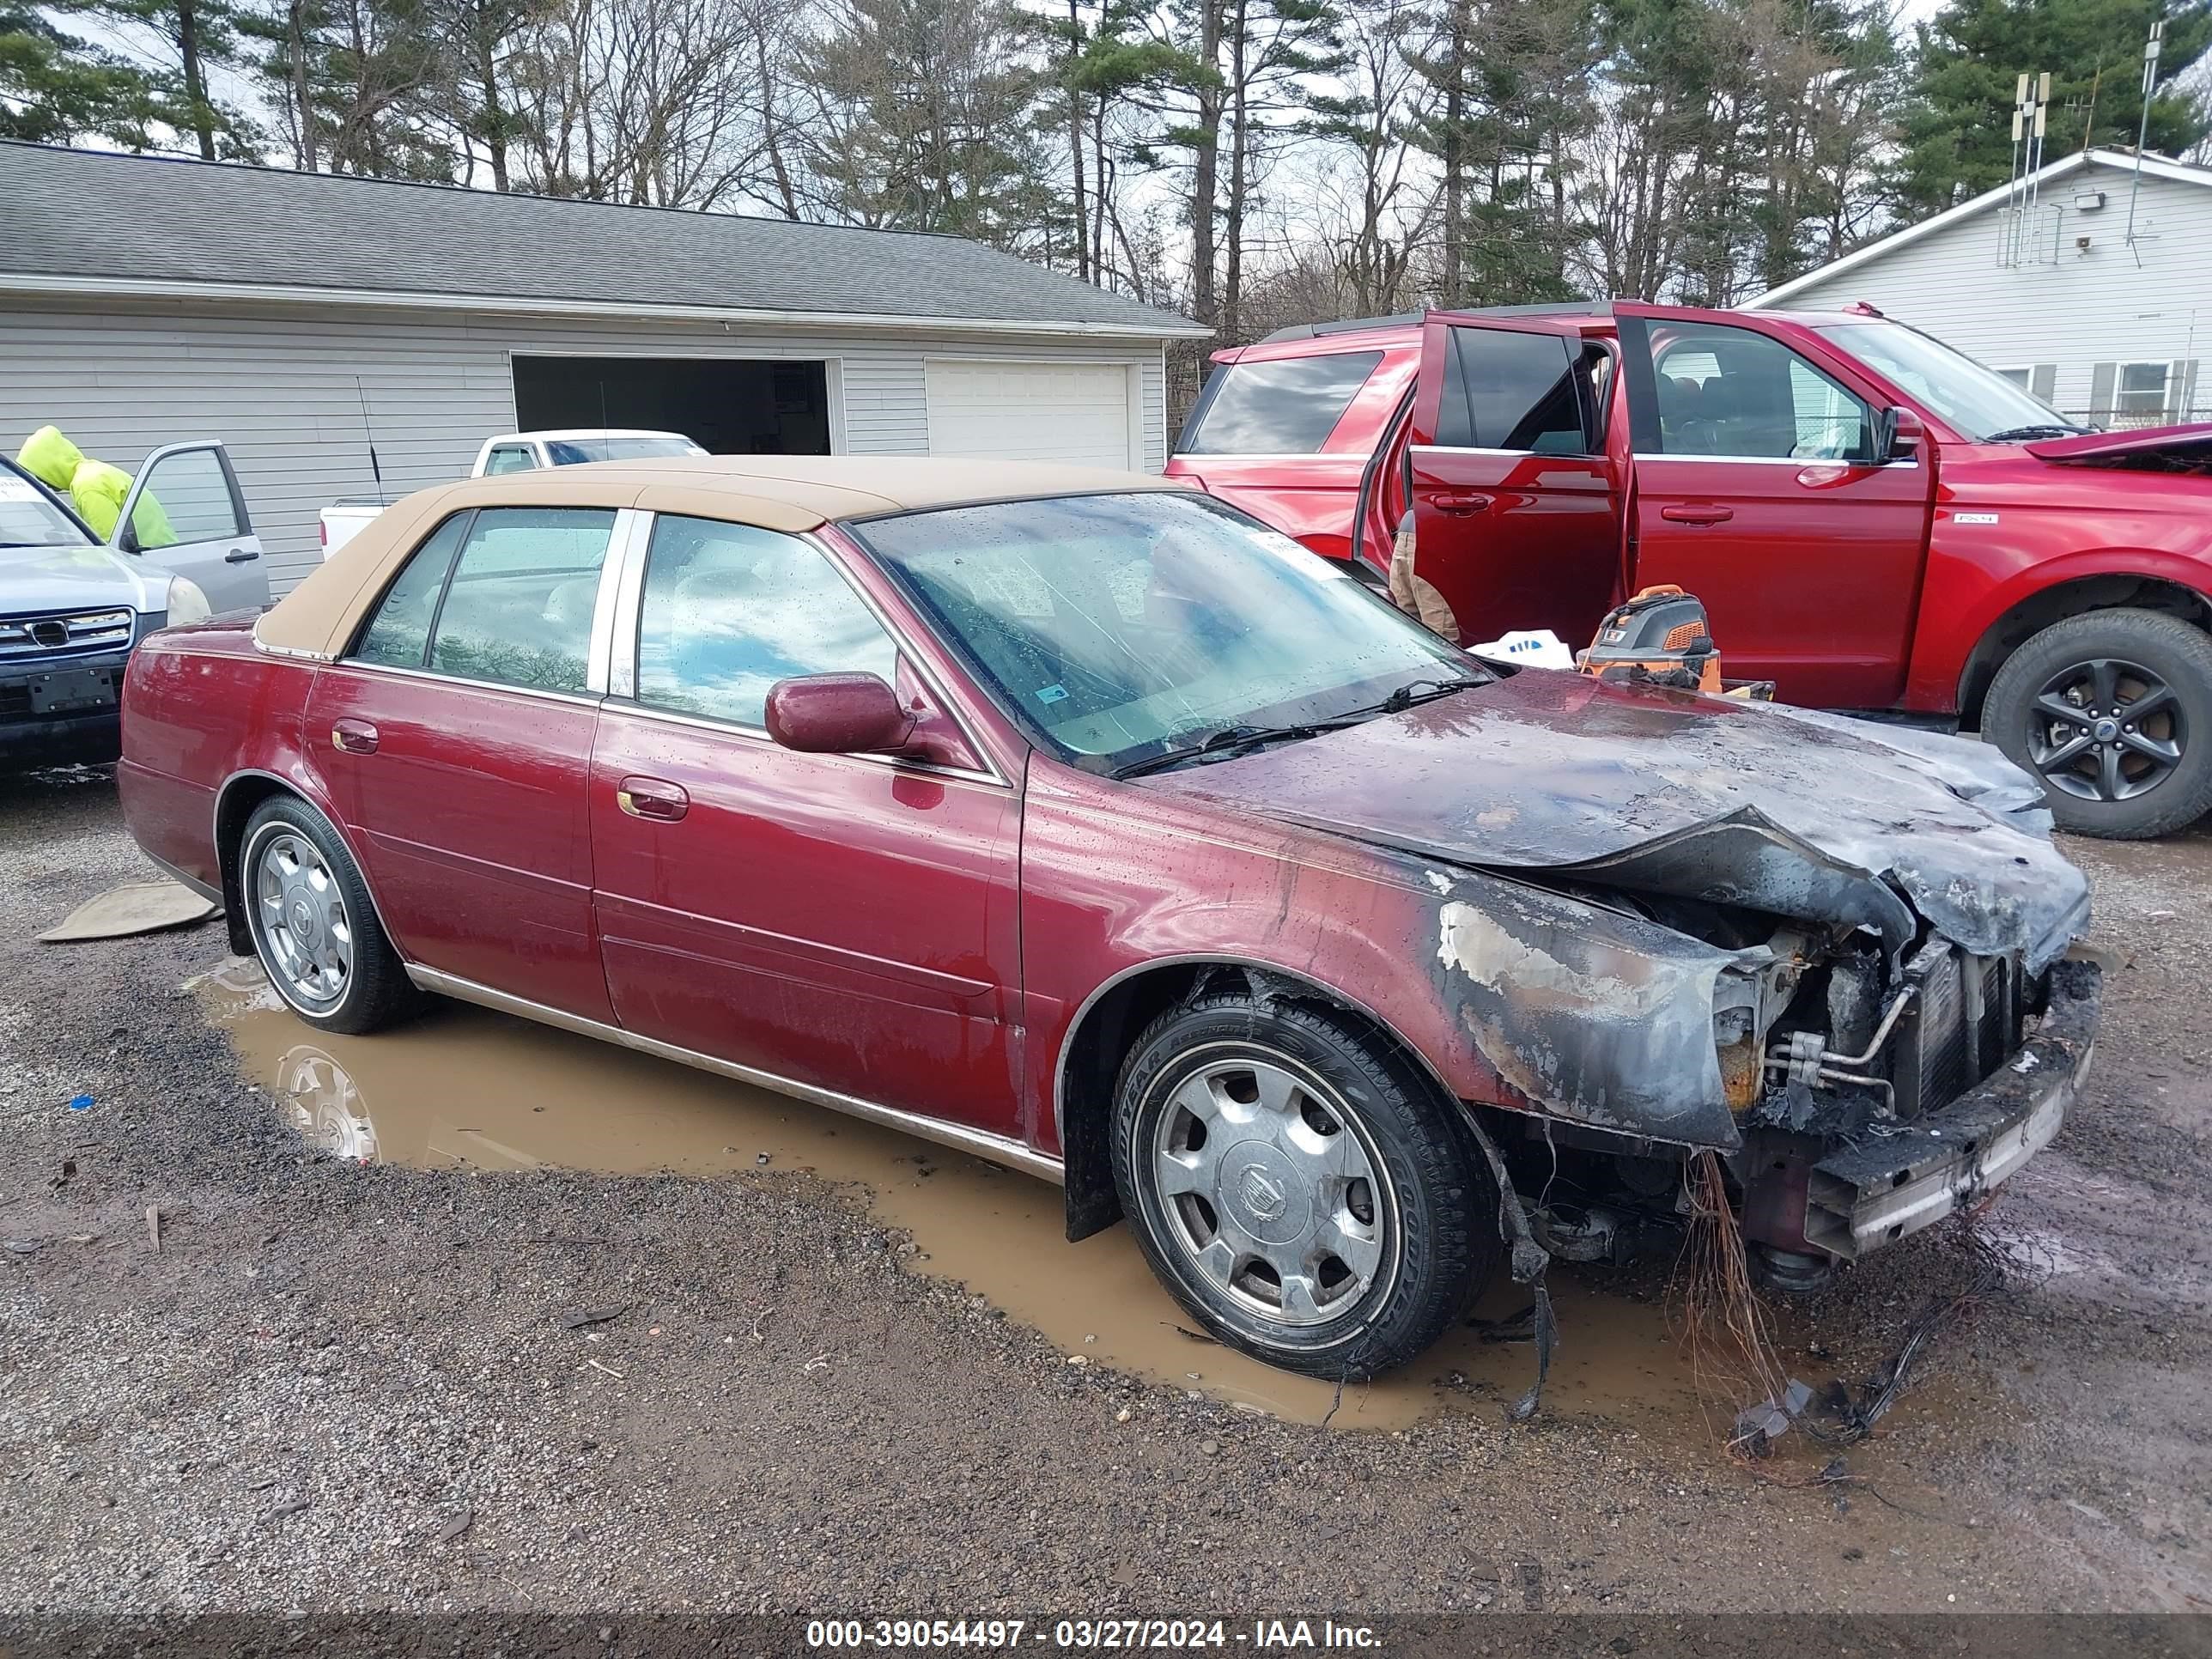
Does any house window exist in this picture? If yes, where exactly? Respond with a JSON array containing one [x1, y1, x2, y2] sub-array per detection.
[[2117, 362, 2172, 425], [1994, 367, 2031, 389]]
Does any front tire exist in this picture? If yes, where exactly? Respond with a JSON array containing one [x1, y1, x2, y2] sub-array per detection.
[[1984, 609, 2212, 839], [239, 797, 417, 1034], [1109, 988, 1498, 1380]]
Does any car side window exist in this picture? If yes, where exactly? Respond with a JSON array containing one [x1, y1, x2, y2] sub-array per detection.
[[483, 446, 538, 475], [131, 447, 245, 550], [352, 513, 471, 668], [1650, 325, 1874, 462], [1179, 351, 1383, 454], [635, 516, 899, 729], [422, 507, 615, 693], [1437, 329, 1588, 453]]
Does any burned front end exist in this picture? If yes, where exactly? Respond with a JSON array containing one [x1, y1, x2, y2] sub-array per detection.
[[1425, 796, 2098, 1277]]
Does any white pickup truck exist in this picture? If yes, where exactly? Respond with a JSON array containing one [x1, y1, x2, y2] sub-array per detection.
[[318, 428, 708, 556]]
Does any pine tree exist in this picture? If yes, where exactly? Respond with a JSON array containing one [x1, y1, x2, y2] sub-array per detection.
[[797, 0, 1052, 246], [0, 0, 162, 144], [1896, 0, 2212, 217]]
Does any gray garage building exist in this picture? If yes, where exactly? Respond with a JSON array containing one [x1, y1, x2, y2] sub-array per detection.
[[0, 142, 1206, 596]]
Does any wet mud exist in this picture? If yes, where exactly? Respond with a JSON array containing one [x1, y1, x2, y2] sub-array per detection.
[[198, 958, 1957, 1443]]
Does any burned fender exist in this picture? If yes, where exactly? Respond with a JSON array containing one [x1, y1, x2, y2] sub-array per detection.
[[1429, 871, 1749, 1150]]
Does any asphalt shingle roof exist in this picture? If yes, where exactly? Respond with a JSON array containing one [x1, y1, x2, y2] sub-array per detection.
[[0, 141, 1204, 336]]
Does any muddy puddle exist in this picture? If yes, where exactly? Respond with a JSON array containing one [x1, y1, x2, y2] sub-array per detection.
[[196, 958, 1947, 1439]]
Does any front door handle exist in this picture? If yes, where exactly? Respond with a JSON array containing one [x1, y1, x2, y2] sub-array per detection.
[[1659, 504, 1735, 525], [224, 547, 260, 562], [331, 719, 378, 755], [617, 776, 689, 823], [1431, 491, 1494, 515]]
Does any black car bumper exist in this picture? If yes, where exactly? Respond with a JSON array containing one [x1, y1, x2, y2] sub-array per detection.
[[0, 648, 128, 769]]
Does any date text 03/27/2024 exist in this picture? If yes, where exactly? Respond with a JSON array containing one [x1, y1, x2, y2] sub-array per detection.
[[805, 1620, 1382, 1650]]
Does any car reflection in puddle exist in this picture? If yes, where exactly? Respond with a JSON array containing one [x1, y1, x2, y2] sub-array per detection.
[[193, 957, 1759, 1434]]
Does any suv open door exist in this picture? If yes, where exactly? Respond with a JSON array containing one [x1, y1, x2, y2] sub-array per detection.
[[1402, 312, 1620, 649], [1613, 303, 1933, 706], [113, 441, 268, 615]]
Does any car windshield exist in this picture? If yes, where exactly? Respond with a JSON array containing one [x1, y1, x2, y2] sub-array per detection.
[[544, 435, 706, 465], [1812, 319, 2083, 441], [0, 463, 93, 550], [849, 491, 1483, 770]]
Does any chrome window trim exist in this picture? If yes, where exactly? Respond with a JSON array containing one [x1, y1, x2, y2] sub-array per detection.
[[406, 963, 1060, 1182], [603, 512, 1012, 789], [599, 697, 1006, 790], [1411, 443, 1600, 461], [326, 657, 605, 710], [1630, 453, 1920, 469], [587, 507, 648, 696]]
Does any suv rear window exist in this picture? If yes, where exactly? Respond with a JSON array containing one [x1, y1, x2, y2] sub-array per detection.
[[1178, 351, 1383, 454]]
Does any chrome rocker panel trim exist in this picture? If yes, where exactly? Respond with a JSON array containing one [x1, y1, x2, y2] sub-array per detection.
[[404, 963, 1065, 1185]]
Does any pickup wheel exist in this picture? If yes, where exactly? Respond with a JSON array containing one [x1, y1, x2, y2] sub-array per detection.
[[239, 797, 419, 1033], [1109, 989, 1499, 1380], [1985, 608, 2212, 839]]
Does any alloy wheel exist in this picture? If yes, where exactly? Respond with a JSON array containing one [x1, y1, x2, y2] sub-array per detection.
[[2027, 656, 2185, 804], [252, 830, 355, 1010], [1149, 1050, 1394, 1328]]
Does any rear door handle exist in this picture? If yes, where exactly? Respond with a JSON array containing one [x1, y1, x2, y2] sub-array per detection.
[[1659, 504, 1735, 525], [331, 719, 378, 755], [224, 547, 259, 562], [617, 776, 689, 823], [1431, 492, 1494, 515]]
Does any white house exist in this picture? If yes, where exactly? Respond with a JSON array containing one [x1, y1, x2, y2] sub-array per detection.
[[0, 142, 1206, 597], [1746, 148, 2210, 431]]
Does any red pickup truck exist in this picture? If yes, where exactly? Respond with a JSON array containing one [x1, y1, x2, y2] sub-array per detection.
[[1165, 302, 2212, 839]]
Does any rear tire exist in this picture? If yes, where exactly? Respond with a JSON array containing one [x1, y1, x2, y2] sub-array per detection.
[[1109, 988, 1498, 1380], [1984, 609, 2212, 840], [239, 797, 418, 1034]]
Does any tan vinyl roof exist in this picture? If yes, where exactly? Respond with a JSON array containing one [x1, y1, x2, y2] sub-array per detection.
[[256, 455, 1190, 660]]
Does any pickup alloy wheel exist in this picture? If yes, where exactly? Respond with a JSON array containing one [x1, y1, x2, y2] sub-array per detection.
[[1109, 988, 1500, 1379], [1987, 609, 2212, 840]]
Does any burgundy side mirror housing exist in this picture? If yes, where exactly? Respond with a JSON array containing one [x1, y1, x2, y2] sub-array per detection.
[[763, 672, 917, 755]]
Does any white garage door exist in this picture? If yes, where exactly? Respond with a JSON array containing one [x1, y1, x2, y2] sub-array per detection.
[[925, 361, 1134, 468]]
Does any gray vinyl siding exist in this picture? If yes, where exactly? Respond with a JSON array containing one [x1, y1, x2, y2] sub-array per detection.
[[1747, 160, 2212, 428], [0, 295, 1174, 597]]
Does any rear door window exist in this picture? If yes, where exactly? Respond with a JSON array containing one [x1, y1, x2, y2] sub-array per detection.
[[1178, 351, 1383, 454], [352, 507, 615, 693], [482, 445, 538, 475], [1437, 329, 1587, 453]]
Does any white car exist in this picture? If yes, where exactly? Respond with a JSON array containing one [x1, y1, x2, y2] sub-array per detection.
[[319, 429, 708, 556]]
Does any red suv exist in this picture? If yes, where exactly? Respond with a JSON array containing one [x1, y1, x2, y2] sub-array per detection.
[[1166, 303, 2212, 839]]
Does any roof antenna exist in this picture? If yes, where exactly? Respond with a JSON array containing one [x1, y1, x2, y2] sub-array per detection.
[[354, 376, 387, 505]]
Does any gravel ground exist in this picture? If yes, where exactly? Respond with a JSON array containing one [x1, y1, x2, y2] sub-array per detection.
[[2, 767, 2209, 1623]]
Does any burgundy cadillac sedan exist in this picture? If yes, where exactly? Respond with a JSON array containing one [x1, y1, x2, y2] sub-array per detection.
[[119, 457, 2098, 1380]]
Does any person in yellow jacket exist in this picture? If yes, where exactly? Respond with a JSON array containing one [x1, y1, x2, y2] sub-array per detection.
[[16, 425, 176, 546]]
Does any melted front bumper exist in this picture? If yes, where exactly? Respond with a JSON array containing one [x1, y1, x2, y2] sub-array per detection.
[[1804, 959, 2100, 1259]]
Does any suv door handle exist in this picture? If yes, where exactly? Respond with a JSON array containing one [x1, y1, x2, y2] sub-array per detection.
[[1431, 492, 1494, 515], [331, 719, 378, 755], [1660, 504, 1734, 525], [224, 547, 259, 562], [617, 776, 690, 823]]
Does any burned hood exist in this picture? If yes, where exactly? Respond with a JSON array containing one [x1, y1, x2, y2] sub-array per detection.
[[1142, 668, 2089, 970]]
